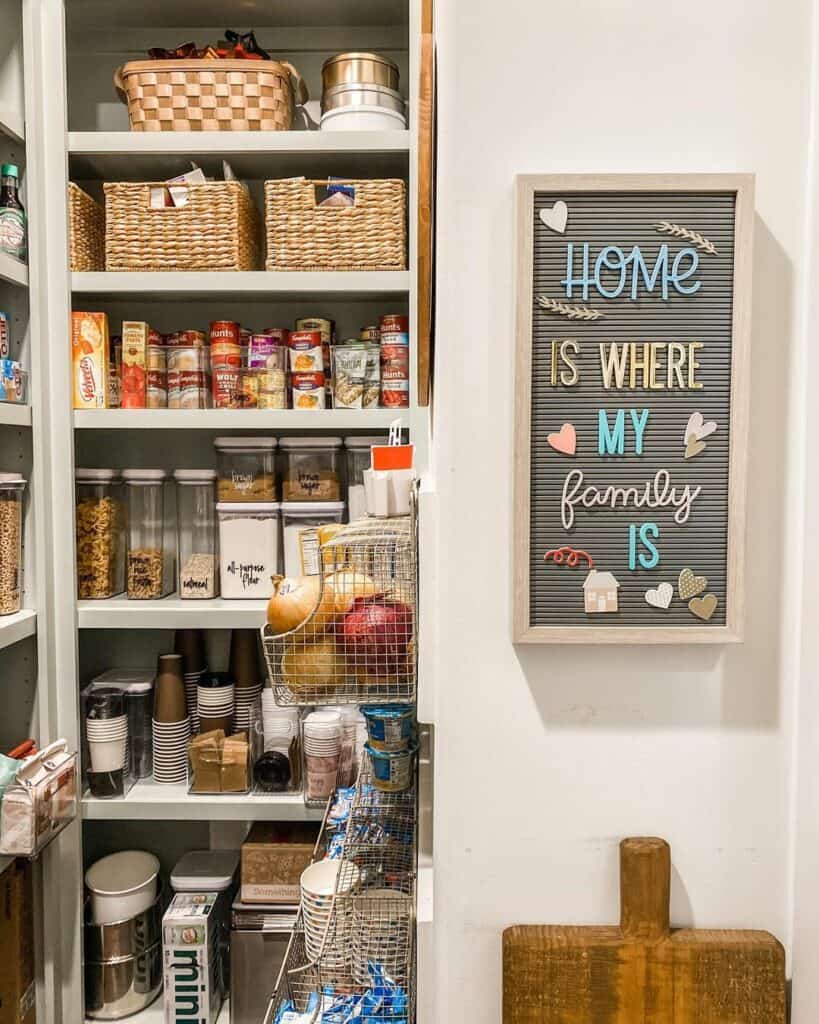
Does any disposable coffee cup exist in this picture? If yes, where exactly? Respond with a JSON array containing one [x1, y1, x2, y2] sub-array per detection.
[[88, 736, 128, 772], [174, 629, 206, 675]]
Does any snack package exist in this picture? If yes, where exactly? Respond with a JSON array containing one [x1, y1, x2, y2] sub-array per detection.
[[71, 312, 109, 409], [121, 321, 151, 408], [332, 346, 368, 409], [0, 359, 23, 403]]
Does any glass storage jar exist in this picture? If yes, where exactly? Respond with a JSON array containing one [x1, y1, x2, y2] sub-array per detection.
[[0, 472, 25, 615], [214, 437, 277, 502], [174, 469, 218, 600], [281, 502, 345, 577], [280, 437, 342, 502], [75, 468, 126, 600], [217, 502, 280, 599], [344, 436, 387, 522], [122, 469, 175, 600]]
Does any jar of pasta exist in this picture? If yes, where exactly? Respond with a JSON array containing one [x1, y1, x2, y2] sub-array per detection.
[[279, 437, 342, 502], [0, 473, 25, 615], [214, 437, 277, 502], [75, 468, 125, 600], [122, 469, 175, 600]]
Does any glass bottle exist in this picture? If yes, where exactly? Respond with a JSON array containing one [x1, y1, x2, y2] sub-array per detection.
[[0, 164, 26, 262]]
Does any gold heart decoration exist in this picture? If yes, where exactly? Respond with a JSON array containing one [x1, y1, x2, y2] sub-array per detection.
[[689, 594, 718, 621], [678, 568, 707, 601], [685, 437, 707, 460]]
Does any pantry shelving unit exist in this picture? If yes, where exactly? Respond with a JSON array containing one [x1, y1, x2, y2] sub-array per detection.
[[0, 606, 36, 649], [0, 400, 31, 426], [0, 251, 28, 286], [18, 1, 435, 1023]]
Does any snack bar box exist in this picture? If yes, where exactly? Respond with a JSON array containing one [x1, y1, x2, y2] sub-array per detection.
[[162, 893, 223, 1024]]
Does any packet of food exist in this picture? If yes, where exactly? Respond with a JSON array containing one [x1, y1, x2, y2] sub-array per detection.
[[332, 346, 368, 409], [71, 312, 109, 409], [363, 343, 380, 409]]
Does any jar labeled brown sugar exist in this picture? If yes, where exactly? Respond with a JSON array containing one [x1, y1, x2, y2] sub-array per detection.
[[75, 468, 125, 600], [279, 437, 342, 502], [214, 436, 277, 502]]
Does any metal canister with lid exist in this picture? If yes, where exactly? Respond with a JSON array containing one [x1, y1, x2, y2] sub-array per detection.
[[322, 52, 400, 92]]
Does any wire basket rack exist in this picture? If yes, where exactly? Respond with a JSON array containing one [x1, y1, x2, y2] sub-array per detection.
[[261, 509, 418, 707], [265, 770, 417, 1022]]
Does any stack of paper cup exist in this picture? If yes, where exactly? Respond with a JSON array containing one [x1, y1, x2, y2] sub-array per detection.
[[152, 653, 190, 784], [300, 859, 359, 981], [86, 714, 129, 774], [320, 706, 362, 787], [261, 693, 299, 750], [303, 711, 342, 803], [175, 629, 207, 735], [197, 675, 234, 734], [234, 685, 262, 733]]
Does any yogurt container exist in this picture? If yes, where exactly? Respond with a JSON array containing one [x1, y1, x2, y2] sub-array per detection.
[[365, 742, 416, 792], [361, 705, 415, 752]]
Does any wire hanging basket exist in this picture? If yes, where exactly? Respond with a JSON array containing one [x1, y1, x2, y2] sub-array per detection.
[[261, 503, 418, 706]]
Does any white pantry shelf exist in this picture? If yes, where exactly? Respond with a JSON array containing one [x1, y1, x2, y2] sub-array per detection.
[[0, 403, 30, 427], [69, 130, 410, 180], [0, 609, 36, 650], [78, 595, 267, 629], [74, 408, 401, 430], [81, 780, 322, 822], [92, 996, 229, 1024], [0, 104, 24, 145], [71, 271, 411, 301], [0, 252, 28, 288]]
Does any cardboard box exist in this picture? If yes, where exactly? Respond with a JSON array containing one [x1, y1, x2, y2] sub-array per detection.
[[71, 312, 109, 409], [240, 823, 320, 904], [0, 860, 35, 1024], [121, 321, 150, 409], [162, 893, 222, 1024]]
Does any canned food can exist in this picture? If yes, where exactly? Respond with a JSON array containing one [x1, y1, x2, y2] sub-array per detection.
[[210, 341, 241, 369], [148, 328, 164, 346], [258, 388, 287, 410], [381, 344, 410, 371], [380, 331, 409, 347], [239, 369, 259, 409], [210, 321, 240, 346], [295, 317, 334, 344], [381, 379, 409, 408], [146, 368, 167, 408], [379, 314, 409, 335], [359, 325, 381, 342], [147, 344, 165, 371], [248, 335, 287, 370], [212, 366, 241, 408], [262, 327, 290, 344], [167, 345, 206, 373], [166, 329, 206, 347], [292, 371, 326, 410], [289, 331, 323, 372]]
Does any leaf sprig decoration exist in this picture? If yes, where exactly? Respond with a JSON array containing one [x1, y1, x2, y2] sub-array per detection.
[[653, 221, 719, 255], [535, 295, 604, 321]]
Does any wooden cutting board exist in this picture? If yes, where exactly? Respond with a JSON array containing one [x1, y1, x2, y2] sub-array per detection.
[[503, 838, 785, 1023]]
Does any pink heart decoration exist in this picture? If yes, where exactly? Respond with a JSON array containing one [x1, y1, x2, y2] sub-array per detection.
[[547, 423, 576, 456]]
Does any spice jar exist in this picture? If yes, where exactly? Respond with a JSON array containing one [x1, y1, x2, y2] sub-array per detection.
[[214, 437, 277, 502], [279, 437, 342, 502], [0, 473, 25, 615], [75, 468, 125, 600], [217, 503, 280, 599], [281, 502, 345, 577], [344, 437, 386, 522], [174, 470, 218, 600], [122, 469, 175, 600]]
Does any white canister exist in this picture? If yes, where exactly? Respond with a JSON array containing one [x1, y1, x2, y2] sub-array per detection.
[[216, 502, 280, 599], [281, 502, 345, 578], [320, 105, 407, 132], [85, 850, 160, 926]]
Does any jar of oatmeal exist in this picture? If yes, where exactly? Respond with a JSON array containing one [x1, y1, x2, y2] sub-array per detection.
[[0, 473, 25, 615], [279, 437, 342, 502], [214, 437, 277, 502], [75, 468, 125, 600], [122, 469, 175, 600], [174, 469, 218, 600]]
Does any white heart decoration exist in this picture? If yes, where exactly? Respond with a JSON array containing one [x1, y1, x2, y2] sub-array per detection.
[[685, 411, 717, 442], [539, 201, 568, 234], [645, 582, 673, 610]]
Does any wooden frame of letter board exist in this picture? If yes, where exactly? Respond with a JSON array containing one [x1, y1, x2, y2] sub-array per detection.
[[513, 174, 754, 644]]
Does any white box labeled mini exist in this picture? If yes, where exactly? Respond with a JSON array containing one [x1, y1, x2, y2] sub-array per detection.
[[162, 893, 223, 1024]]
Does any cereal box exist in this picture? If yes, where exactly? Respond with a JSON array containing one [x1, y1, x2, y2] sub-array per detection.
[[121, 321, 151, 409], [162, 894, 223, 1024], [71, 312, 109, 409]]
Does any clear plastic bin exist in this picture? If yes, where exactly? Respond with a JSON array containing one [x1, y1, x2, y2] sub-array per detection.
[[279, 437, 342, 502], [174, 469, 218, 599], [217, 502, 280, 599], [0, 472, 25, 615], [122, 469, 176, 600], [281, 502, 345, 577], [344, 436, 387, 522], [75, 468, 126, 600], [214, 436, 277, 503]]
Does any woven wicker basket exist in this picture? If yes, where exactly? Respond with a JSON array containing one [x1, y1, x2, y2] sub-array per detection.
[[68, 183, 105, 272], [104, 181, 261, 272], [115, 59, 307, 133], [264, 178, 407, 272]]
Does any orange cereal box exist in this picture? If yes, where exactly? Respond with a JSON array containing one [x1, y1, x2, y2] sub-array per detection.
[[71, 312, 109, 409]]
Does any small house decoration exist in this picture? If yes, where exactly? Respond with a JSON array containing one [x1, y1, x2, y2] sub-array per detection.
[[583, 569, 619, 613]]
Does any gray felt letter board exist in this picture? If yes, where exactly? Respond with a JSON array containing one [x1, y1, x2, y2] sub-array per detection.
[[513, 174, 753, 643]]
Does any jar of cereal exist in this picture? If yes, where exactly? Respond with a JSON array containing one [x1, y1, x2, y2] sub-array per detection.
[[75, 468, 125, 599], [0, 473, 25, 615]]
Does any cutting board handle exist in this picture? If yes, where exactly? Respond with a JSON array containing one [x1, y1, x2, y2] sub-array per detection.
[[619, 837, 670, 941]]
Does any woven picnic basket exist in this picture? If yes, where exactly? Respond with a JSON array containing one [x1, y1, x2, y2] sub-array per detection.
[[68, 183, 104, 272], [264, 178, 407, 272], [115, 59, 308, 133], [104, 181, 261, 272]]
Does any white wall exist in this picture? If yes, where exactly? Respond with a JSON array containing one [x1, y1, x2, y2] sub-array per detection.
[[432, 0, 814, 1019]]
